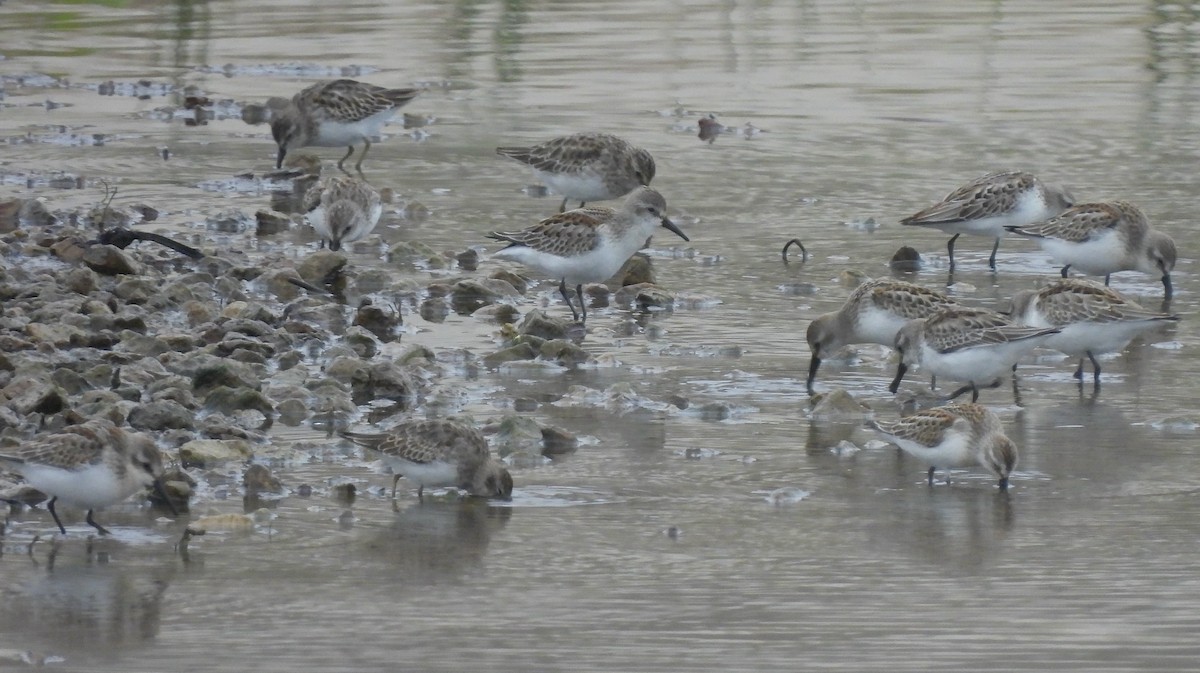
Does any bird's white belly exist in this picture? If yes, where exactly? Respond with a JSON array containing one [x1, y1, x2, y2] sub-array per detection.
[[313, 110, 394, 146], [22, 463, 135, 509], [493, 240, 634, 286], [384, 458, 459, 488], [890, 432, 973, 468], [537, 170, 612, 202], [1045, 320, 1160, 357], [855, 306, 911, 346], [1039, 232, 1126, 274]]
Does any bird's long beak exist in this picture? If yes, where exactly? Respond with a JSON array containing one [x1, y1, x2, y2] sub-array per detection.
[[1162, 273, 1173, 300], [998, 476, 1010, 492], [276, 145, 286, 170], [661, 217, 689, 242], [806, 355, 821, 395], [889, 362, 908, 394]]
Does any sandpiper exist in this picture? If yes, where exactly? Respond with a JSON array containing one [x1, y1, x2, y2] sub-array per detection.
[[0, 420, 173, 535], [901, 170, 1073, 270], [890, 306, 1060, 402], [872, 402, 1018, 491], [805, 279, 960, 394], [340, 418, 513, 500], [301, 175, 382, 251], [486, 186, 689, 324], [1004, 201, 1177, 298], [496, 132, 655, 212], [271, 79, 420, 173], [1009, 278, 1179, 382]]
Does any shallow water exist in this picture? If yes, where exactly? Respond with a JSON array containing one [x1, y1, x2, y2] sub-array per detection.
[[3, 1, 1200, 671]]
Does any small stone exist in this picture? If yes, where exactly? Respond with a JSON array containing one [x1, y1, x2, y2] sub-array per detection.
[[889, 246, 922, 272], [456, 248, 479, 271], [489, 269, 528, 295], [204, 386, 275, 418], [296, 250, 346, 286], [540, 425, 578, 456], [340, 326, 376, 359], [482, 343, 538, 368], [18, 199, 56, 227], [82, 245, 139, 275], [838, 270, 870, 288], [608, 253, 655, 288], [243, 464, 283, 495], [352, 303, 401, 342], [255, 209, 292, 236], [491, 414, 544, 459], [128, 400, 195, 430], [472, 303, 520, 324], [540, 339, 590, 367], [179, 438, 253, 468], [518, 309, 570, 340], [808, 389, 872, 420], [276, 398, 308, 426]]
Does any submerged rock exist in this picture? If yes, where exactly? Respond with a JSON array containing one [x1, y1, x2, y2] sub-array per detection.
[[483, 343, 538, 368], [808, 389, 872, 421], [179, 438, 253, 468], [244, 463, 283, 495], [352, 303, 401, 342], [518, 309, 571, 340]]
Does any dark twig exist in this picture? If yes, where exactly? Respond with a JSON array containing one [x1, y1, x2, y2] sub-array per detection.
[[782, 238, 808, 263]]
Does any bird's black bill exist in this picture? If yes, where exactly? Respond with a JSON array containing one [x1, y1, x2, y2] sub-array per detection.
[[998, 476, 1010, 492], [661, 217, 689, 242], [275, 146, 286, 170], [1163, 273, 1173, 299], [889, 362, 908, 394], [806, 355, 821, 395]]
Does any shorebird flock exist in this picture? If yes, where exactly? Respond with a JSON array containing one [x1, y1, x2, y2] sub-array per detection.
[[1, 78, 1184, 535]]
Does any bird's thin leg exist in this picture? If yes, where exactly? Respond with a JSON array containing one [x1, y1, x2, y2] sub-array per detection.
[[391, 475, 401, 499], [417, 485, 424, 500], [926, 466, 936, 486], [971, 383, 980, 403], [559, 279, 580, 322], [576, 283, 586, 324], [337, 145, 356, 173], [1104, 273, 1111, 286], [558, 197, 568, 213], [988, 237, 1000, 270], [1073, 358, 1085, 380], [354, 139, 372, 174], [946, 383, 975, 401], [946, 233, 960, 270], [47, 497, 67, 535], [1060, 264, 1071, 278], [1086, 351, 1102, 383], [85, 509, 111, 536]]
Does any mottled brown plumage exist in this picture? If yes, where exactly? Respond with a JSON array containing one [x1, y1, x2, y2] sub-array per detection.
[[901, 170, 1073, 270], [1004, 201, 1176, 297], [891, 306, 1060, 402], [805, 279, 960, 394], [272, 79, 420, 172], [1008, 278, 1179, 381], [0, 420, 172, 535], [340, 419, 513, 499], [872, 402, 1018, 490], [497, 132, 655, 212]]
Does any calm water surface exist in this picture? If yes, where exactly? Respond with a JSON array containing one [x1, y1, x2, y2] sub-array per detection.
[[3, 1, 1200, 671]]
